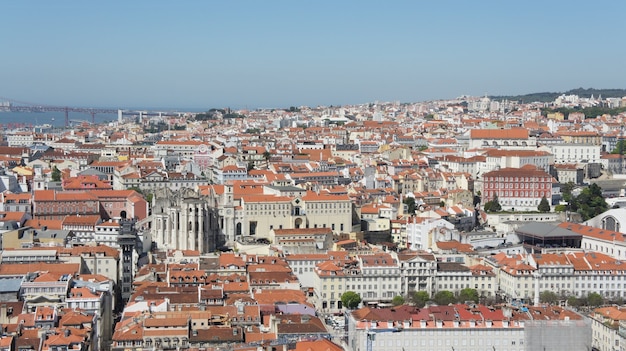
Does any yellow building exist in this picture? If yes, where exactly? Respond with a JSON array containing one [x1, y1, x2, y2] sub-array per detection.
[[547, 112, 565, 120]]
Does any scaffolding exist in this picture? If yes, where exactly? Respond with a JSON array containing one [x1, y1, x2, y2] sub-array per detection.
[[524, 318, 592, 351]]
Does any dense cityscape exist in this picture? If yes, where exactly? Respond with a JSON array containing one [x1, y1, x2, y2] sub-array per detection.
[[0, 92, 626, 351]]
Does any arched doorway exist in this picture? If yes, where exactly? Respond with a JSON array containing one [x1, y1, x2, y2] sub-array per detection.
[[120, 210, 127, 219], [295, 218, 303, 229]]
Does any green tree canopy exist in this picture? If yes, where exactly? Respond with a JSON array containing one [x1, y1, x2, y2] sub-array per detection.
[[341, 291, 362, 309], [561, 182, 575, 203], [433, 290, 456, 305], [403, 196, 417, 215], [587, 292, 603, 307], [412, 291, 430, 308], [562, 183, 608, 221], [611, 140, 626, 154], [538, 196, 551, 212], [567, 296, 585, 308], [51, 166, 61, 182], [458, 288, 479, 304], [575, 183, 608, 220], [484, 194, 501, 212], [540, 290, 558, 304], [392, 295, 405, 306]]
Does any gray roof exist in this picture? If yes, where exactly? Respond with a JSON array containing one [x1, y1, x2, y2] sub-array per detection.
[[0, 277, 23, 292], [436, 262, 470, 272], [590, 179, 626, 192], [0, 221, 20, 231], [78, 167, 109, 180], [32, 229, 72, 240], [515, 222, 581, 239]]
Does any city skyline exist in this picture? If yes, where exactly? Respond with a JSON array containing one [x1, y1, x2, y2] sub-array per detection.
[[2, 0, 626, 109]]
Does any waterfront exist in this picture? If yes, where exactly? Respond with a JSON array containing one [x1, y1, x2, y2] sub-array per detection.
[[0, 111, 119, 128]]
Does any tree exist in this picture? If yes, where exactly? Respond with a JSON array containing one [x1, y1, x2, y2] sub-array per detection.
[[537, 196, 551, 212], [567, 296, 582, 308], [587, 292, 604, 307], [561, 182, 608, 220], [433, 290, 456, 305], [263, 151, 271, 162], [392, 295, 405, 306], [484, 194, 501, 212], [403, 196, 417, 214], [473, 194, 481, 207], [341, 291, 362, 309], [611, 139, 626, 154], [51, 166, 61, 182], [576, 183, 608, 220], [458, 288, 479, 304], [413, 291, 430, 308], [561, 182, 575, 203], [540, 290, 558, 304]]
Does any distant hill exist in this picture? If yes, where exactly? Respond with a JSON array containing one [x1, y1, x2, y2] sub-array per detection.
[[490, 88, 626, 103]]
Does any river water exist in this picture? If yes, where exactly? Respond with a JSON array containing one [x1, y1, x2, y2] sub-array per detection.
[[0, 111, 119, 128]]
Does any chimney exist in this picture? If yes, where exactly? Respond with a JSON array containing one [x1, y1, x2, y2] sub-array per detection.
[[235, 301, 244, 314], [502, 306, 512, 318]]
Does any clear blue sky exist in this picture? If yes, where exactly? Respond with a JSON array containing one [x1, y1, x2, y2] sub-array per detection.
[[2, 1, 625, 109]]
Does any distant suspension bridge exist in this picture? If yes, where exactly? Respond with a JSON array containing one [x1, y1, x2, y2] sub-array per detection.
[[0, 97, 188, 127]]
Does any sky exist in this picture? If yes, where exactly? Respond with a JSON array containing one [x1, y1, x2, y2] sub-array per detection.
[[2, 0, 626, 109]]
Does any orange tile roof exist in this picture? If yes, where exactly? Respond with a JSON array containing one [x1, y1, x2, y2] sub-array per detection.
[[0, 262, 80, 275], [436, 240, 475, 253], [23, 219, 64, 230], [294, 338, 343, 351], [62, 215, 101, 226], [559, 222, 625, 242], [0, 212, 27, 221], [483, 165, 552, 178], [253, 289, 309, 305], [533, 253, 570, 266], [3, 193, 31, 201], [360, 253, 397, 267]]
